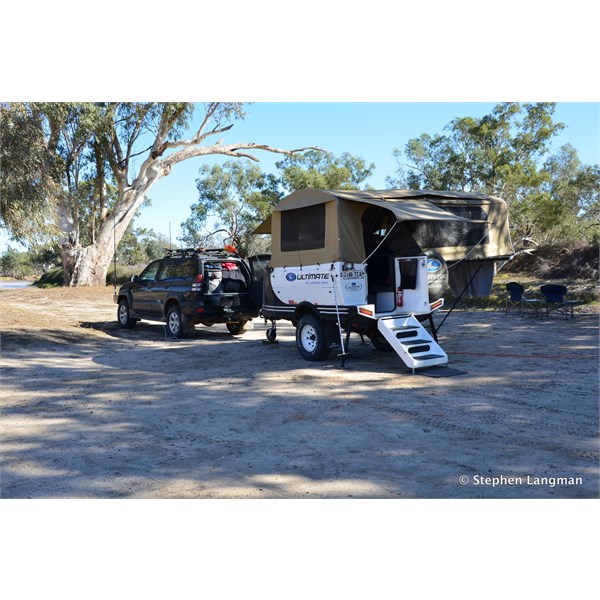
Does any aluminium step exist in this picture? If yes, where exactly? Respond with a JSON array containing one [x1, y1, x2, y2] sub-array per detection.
[[377, 315, 447, 370]]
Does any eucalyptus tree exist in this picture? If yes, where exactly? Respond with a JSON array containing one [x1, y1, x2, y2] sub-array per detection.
[[520, 144, 600, 244], [387, 102, 564, 202], [385, 102, 600, 243], [1, 102, 316, 285], [276, 149, 375, 192]]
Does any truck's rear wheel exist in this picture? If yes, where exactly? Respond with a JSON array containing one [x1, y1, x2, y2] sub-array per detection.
[[166, 304, 187, 338], [296, 314, 330, 361]]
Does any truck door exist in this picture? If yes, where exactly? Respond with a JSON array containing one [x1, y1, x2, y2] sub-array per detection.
[[132, 260, 162, 315]]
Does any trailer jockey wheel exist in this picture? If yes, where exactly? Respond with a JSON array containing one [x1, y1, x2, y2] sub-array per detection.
[[296, 314, 331, 361]]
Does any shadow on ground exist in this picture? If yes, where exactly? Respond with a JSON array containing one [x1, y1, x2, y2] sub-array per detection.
[[1, 312, 598, 499]]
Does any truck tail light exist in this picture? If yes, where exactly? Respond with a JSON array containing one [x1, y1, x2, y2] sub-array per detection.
[[191, 273, 203, 292]]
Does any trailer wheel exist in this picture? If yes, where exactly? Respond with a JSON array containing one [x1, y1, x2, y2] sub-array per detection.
[[369, 331, 393, 352], [296, 314, 330, 361]]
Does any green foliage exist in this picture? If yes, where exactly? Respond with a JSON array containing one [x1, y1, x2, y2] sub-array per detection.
[[388, 103, 599, 245], [0, 102, 199, 244], [116, 222, 172, 265], [34, 267, 64, 287], [36, 263, 143, 288], [0, 248, 34, 278], [388, 103, 563, 196], [107, 263, 146, 286], [180, 161, 282, 256], [0, 246, 60, 279], [1, 102, 115, 245], [508, 145, 600, 244], [1, 102, 257, 285], [541, 145, 600, 244], [0, 103, 58, 243], [180, 151, 376, 255], [277, 150, 375, 192]]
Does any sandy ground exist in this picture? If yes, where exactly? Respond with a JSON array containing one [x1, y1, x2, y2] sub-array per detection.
[[1, 285, 598, 499]]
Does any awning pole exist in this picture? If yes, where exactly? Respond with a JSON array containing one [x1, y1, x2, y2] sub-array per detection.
[[436, 260, 485, 333]]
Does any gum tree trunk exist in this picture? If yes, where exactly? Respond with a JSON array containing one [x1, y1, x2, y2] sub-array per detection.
[[60, 186, 148, 286]]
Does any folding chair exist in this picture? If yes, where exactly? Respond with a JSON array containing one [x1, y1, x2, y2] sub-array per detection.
[[505, 282, 540, 317], [539, 284, 583, 319]]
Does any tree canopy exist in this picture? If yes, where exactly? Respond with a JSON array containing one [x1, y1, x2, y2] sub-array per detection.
[[1, 102, 317, 285], [180, 161, 281, 256], [180, 151, 375, 255], [276, 150, 375, 192], [387, 102, 599, 244]]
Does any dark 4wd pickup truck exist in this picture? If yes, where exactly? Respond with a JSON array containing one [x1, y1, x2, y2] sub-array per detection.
[[116, 249, 267, 338]]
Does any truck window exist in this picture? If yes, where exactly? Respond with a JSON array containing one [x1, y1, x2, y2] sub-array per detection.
[[139, 260, 161, 283]]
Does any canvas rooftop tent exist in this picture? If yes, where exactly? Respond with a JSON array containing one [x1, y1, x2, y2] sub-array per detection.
[[255, 188, 514, 268]]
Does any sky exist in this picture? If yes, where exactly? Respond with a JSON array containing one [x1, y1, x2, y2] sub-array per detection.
[[133, 101, 600, 242]]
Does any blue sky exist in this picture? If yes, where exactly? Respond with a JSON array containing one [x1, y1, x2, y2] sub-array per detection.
[[134, 102, 600, 241]]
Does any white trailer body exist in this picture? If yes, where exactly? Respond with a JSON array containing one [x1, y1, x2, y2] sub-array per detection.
[[255, 189, 513, 368]]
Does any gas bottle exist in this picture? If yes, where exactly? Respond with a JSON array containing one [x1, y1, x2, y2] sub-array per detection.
[[396, 288, 404, 307]]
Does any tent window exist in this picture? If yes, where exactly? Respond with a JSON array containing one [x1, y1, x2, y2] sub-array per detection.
[[411, 206, 488, 248], [281, 204, 326, 251]]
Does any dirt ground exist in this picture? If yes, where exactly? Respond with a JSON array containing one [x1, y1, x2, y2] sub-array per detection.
[[1, 285, 598, 499]]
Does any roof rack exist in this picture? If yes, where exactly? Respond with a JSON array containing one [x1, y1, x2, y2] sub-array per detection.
[[163, 247, 241, 259]]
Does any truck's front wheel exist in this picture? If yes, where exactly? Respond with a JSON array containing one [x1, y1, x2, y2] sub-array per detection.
[[296, 314, 330, 361], [117, 298, 136, 329]]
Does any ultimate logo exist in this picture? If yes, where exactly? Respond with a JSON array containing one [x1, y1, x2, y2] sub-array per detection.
[[286, 272, 330, 281], [296, 273, 330, 281]]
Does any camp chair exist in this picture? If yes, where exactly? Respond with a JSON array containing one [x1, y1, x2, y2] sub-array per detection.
[[539, 284, 583, 319], [505, 282, 540, 317]]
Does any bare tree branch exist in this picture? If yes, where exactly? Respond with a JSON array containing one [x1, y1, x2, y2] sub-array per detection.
[[165, 123, 235, 150], [125, 104, 151, 166], [157, 143, 323, 172], [193, 102, 219, 141]]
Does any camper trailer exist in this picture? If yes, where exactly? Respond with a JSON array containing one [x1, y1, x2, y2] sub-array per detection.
[[254, 189, 514, 370]]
